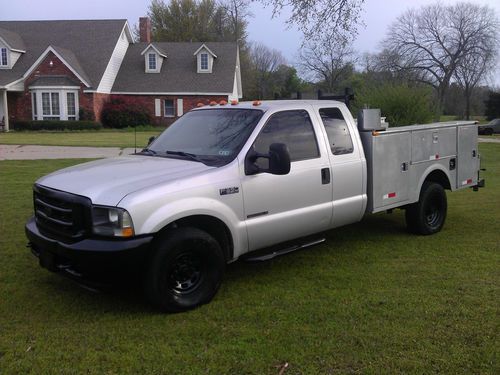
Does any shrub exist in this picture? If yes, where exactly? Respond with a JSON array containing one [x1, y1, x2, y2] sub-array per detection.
[[101, 99, 151, 128], [12, 120, 102, 131], [78, 107, 95, 121], [353, 84, 436, 126]]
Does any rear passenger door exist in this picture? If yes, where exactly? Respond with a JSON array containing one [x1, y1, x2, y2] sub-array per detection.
[[240, 109, 333, 251], [316, 106, 365, 227]]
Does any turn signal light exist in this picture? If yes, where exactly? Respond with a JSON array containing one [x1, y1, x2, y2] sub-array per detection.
[[121, 227, 134, 237]]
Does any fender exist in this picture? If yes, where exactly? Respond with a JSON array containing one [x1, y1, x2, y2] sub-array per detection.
[[139, 197, 248, 258], [416, 163, 453, 197]]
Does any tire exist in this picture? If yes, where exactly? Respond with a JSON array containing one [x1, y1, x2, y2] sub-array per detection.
[[405, 182, 447, 235], [144, 227, 225, 312]]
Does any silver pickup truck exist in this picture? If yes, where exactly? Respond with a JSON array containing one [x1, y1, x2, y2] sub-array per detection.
[[25, 100, 484, 312]]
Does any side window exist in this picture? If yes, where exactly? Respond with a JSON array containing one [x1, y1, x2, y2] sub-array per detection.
[[319, 107, 354, 155], [253, 110, 319, 168]]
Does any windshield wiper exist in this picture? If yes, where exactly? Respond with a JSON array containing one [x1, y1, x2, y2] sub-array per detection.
[[137, 148, 157, 156], [165, 150, 202, 163]]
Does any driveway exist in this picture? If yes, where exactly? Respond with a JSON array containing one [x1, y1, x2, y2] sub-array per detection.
[[0, 145, 137, 160]]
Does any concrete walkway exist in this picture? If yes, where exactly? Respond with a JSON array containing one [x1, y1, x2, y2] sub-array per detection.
[[0, 137, 498, 160], [0, 144, 137, 160]]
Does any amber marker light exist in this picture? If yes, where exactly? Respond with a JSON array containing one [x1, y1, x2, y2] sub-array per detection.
[[252, 100, 262, 106], [219, 100, 227, 106], [209, 101, 217, 106], [372, 130, 380, 136], [197, 102, 204, 107], [230, 100, 238, 105], [121, 227, 134, 237]]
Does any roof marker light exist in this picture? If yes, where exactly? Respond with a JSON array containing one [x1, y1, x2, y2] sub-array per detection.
[[209, 101, 217, 106], [219, 100, 227, 106], [197, 103, 204, 107], [230, 100, 238, 105], [252, 100, 262, 106]]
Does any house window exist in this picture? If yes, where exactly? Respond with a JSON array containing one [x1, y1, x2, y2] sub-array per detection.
[[32, 92, 38, 120], [148, 53, 157, 71], [0, 48, 7, 66], [200, 53, 209, 71], [32, 90, 78, 121], [164, 99, 175, 117], [67, 93, 76, 120]]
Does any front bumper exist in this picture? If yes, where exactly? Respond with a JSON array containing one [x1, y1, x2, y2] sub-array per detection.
[[25, 217, 153, 283]]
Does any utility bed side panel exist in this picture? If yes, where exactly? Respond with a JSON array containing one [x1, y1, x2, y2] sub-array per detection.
[[457, 125, 479, 188], [411, 127, 457, 163]]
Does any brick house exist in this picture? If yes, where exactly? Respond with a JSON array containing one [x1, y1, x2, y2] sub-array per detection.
[[0, 18, 243, 130]]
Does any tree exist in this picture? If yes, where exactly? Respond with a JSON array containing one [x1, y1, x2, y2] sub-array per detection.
[[261, 0, 365, 43], [247, 42, 287, 99], [297, 36, 355, 93], [382, 2, 500, 115], [484, 91, 500, 120], [147, 0, 250, 42]]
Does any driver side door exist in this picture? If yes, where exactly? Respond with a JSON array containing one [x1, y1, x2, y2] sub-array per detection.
[[240, 109, 333, 251]]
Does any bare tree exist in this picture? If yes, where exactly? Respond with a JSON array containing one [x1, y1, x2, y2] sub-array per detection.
[[218, 0, 252, 42], [260, 0, 365, 43], [382, 2, 500, 115], [249, 42, 287, 99], [297, 35, 355, 93]]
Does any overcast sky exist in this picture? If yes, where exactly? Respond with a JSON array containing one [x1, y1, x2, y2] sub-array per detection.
[[1, 0, 499, 84]]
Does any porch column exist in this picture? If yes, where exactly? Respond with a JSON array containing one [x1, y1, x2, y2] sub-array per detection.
[[1, 89, 8, 132]]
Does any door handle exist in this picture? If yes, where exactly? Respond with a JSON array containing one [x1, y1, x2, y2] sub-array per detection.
[[321, 168, 330, 184]]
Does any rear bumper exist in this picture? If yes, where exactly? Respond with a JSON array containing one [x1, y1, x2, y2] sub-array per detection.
[[25, 217, 153, 282]]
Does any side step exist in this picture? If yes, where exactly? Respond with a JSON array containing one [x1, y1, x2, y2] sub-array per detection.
[[243, 237, 326, 262]]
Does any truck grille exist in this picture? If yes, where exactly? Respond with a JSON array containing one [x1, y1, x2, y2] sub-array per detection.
[[33, 185, 91, 242]]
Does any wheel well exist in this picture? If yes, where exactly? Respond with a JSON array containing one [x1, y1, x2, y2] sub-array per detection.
[[424, 169, 451, 190], [159, 215, 234, 261]]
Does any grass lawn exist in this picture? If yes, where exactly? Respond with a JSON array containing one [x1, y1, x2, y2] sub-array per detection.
[[0, 130, 162, 148], [0, 145, 498, 374]]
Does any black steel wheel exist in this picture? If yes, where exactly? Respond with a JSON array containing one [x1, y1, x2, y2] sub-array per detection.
[[144, 227, 225, 312], [405, 182, 447, 235]]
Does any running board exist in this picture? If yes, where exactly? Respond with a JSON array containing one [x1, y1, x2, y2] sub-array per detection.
[[243, 238, 326, 262]]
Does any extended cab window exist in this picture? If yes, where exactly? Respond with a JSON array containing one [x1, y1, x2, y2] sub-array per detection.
[[319, 107, 354, 155], [253, 110, 319, 168]]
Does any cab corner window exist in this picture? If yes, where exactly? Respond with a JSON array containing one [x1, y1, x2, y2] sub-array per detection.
[[319, 107, 354, 155], [253, 110, 319, 168]]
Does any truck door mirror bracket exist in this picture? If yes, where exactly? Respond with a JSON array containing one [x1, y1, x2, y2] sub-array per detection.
[[245, 143, 291, 176]]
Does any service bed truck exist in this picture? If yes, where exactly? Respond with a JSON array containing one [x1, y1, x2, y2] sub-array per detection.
[[26, 100, 483, 311]]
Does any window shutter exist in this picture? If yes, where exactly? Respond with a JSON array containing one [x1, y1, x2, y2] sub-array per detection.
[[155, 99, 161, 117], [177, 99, 184, 116]]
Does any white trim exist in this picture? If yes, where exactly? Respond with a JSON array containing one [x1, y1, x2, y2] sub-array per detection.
[[111, 91, 231, 95], [22, 46, 91, 87], [193, 44, 217, 58], [177, 98, 184, 116], [0, 35, 26, 54], [29, 85, 80, 90], [140, 44, 167, 58], [154, 98, 161, 117], [31, 88, 80, 121]]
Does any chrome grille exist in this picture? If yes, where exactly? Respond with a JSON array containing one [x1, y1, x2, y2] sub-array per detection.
[[33, 185, 91, 242]]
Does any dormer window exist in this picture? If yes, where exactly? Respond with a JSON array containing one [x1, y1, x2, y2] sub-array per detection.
[[0, 48, 7, 67], [194, 44, 217, 74], [148, 53, 157, 71], [141, 44, 166, 73], [200, 53, 209, 71]]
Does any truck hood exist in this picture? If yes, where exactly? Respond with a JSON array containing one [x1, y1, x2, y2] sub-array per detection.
[[37, 155, 215, 206]]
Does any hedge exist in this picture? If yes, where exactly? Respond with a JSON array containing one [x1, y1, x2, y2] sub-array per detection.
[[101, 99, 151, 128], [12, 120, 102, 131]]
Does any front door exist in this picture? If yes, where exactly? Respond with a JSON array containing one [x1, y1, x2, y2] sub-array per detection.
[[240, 109, 333, 251]]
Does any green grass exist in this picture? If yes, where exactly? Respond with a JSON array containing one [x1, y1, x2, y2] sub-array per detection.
[[0, 145, 499, 374], [0, 130, 162, 148]]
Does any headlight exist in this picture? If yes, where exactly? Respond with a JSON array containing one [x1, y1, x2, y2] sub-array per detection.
[[91, 206, 134, 237]]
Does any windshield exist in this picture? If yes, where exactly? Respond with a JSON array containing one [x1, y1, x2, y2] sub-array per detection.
[[146, 108, 264, 166]]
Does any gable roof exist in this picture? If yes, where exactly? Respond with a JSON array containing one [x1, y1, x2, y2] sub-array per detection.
[[140, 44, 168, 58], [0, 19, 128, 88], [112, 42, 237, 94], [0, 27, 26, 52], [193, 44, 217, 58]]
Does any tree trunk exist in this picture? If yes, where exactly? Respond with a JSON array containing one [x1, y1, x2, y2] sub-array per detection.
[[464, 86, 471, 120]]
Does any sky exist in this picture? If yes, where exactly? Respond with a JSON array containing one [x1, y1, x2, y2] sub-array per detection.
[[1, 0, 499, 84]]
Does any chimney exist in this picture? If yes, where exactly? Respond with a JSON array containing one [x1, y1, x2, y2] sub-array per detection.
[[139, 17, 151, 44]]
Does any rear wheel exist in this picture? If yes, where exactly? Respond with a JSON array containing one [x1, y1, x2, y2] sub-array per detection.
[[405, 182, 447, 235], [144, 227, 225, 312]]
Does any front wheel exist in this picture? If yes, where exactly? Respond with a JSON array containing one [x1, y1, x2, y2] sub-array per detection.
[[405, 182, 447, 235], [144, 227, 225, 312]]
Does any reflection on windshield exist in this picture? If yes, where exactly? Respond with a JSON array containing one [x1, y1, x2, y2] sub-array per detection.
[[149, 109, 263, 166]]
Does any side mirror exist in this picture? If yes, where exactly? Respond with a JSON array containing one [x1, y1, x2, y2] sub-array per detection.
[[148, 136, 156, 146], [245, 142, 291, 176]]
